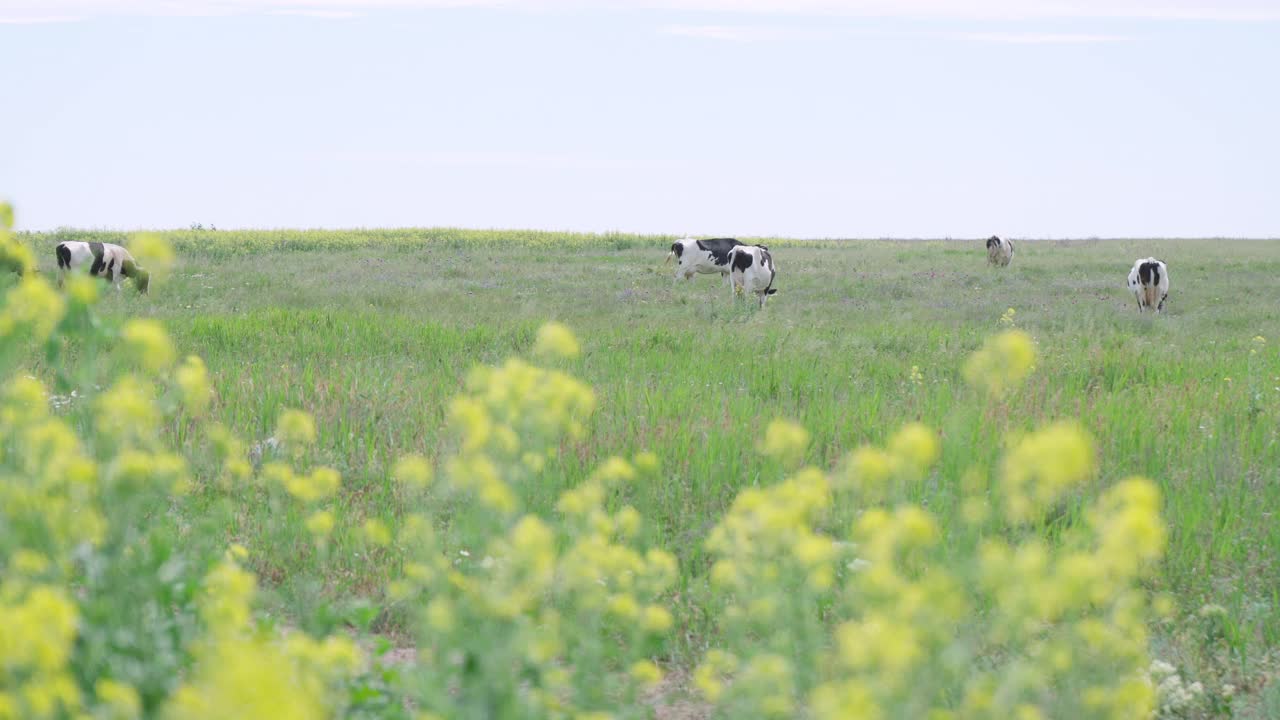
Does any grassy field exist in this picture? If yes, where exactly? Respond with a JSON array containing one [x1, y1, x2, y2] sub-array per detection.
[[12, 228, 1280, 716]]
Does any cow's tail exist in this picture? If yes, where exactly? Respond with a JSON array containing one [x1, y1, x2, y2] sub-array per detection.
[[762, 250, 777, 296], [1138, 262, 1161, 308]]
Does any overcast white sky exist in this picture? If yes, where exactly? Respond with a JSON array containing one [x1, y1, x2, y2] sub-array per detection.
[[1, 0, 1277, 237]]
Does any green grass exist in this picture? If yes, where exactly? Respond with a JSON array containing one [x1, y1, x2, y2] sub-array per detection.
[[25, 229, 1280, 701]]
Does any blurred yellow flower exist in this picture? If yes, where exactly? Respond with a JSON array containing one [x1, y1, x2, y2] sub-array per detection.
[[122, 319, 175, 372], [888, 422, 939, 475], [175, 355, 212, 416], [305, 510, 335, 538], [129, 232, 174, 282], [963, 329, 1037, 397], [95, 679, 141, 720], [0, 277, 66, 342], [363, 519, 392, 546], [630, 660, 664, 690], [761, 419, 810, 468], [534, 321, 581, 360], [393, 454, 434, 489], [275, 409, 317, 452]]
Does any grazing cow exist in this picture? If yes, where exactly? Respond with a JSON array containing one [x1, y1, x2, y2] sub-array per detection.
[[986, 235, 1014, 267], [55, 241, 150, 294], [727, 244, 778, 308], [665, 237, 744, 286], [1127, 257, 1169, 313]]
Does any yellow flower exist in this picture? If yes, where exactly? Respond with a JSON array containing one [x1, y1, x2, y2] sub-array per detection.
[[630, 660, 664, 690], [534, 321, 581, 360], [0, 277, 66, 342], [275, 409, 317, 452], [841, 445, 896, 498], [393, 454, 434, 489], [95, 375, 161, 444], [306, 510, 335, 537], [760, 419, 810, 468], [888, 422, 939, 475], [594, 456, 637, 486], [963, 329, 1037, 397], [426, 599, 455, 631], [66, 274, 99, 306], [129, 232, 174, 282], [122, 319, 176, 372], [280, 466, 341, 503], [201, 560, 255, 632], [634, 451, 660, 474], [175, 355, 212, 416], [95, 679, 141, 720], [12, 549, 51, 575], [615, 506, 642, 538], [1000, 421, 1095, 522], [607, 593, 640, 620], [363, 519, 392, 546], [641, 605, 674, 633]]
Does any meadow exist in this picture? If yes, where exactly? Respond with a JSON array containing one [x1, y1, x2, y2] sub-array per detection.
[[4, 224, 1280, 718]]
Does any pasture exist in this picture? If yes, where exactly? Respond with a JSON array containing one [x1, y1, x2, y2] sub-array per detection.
[[8, 227, 1280, 717]]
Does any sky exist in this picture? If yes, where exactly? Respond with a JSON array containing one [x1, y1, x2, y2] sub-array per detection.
[[0, 0, 1277, 238]]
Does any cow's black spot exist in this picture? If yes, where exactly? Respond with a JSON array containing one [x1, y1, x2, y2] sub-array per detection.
[[55, 243, 71, 269], [766, 288, 778, 295], [106, 258, 115, 277], [88, 242, 106, 276], [671, 242, 684, 259], [696, 238, 743, 265], [1138, 261, 1161, 287], [986, 235, 1001, 249], [732, 250, 753, 272]]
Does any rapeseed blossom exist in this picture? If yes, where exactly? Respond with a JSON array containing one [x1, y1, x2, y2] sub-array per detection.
[[760, 419, 810, 468], [0, 277, 65, 342], [963, 329, 1037, 396], [306, 510, 335, 537], [395, 325, 675, 719], [128, 232, 174, 282], [276, 409, 318, 453], [1000, 421, 1095, 522], [393, 453, 433, 489], [533, 321, 581, 360], [175, 355, 212, 416], [121, 319, 175, 373], [697, 333, 1165, 720]]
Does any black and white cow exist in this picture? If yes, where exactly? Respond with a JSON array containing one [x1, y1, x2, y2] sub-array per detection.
[[727, 245, 777, 308], [986, 235, 1014, 267], [55, 241, 150, 294], [1127, 257, 1168, 313], [665, 237, 744, 286]]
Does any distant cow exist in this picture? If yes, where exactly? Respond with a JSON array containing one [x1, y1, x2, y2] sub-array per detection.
[[727, 245, 778, 308], [986, 235, 1014, 267], [56, 241, 150, 294], [1127, 257, 1168, 313], [665, 237, 744, 286]]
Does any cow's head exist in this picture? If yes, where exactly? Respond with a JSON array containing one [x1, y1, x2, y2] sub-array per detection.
[[664, 240, 687, 265]]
